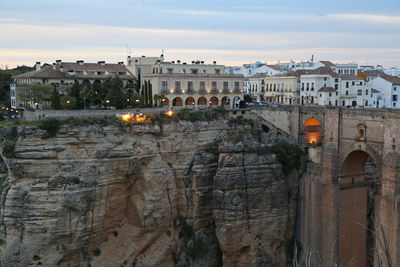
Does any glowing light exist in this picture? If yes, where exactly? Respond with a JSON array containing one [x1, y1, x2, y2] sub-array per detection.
[[166, 110, 174, 117], [121, 113, 131, 121]]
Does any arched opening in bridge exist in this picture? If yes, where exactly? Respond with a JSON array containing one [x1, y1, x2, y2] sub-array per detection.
[[339, 150, 377, 267], [185, 97, 195, 106], [198, 97, 207, 106], [303, 118, 322, 146], [209, 96, 218, 106], [172, 97, 182, 106]]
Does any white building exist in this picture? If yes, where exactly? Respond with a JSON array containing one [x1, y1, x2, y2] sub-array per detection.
[[336, 63, 358, 75], [11, 61, 135, 109], [127, 55, 244, 108], [367, 76, 400, 108]]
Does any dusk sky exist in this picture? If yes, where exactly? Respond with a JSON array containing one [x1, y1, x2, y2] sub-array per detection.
[[1, 0, 399, 68]]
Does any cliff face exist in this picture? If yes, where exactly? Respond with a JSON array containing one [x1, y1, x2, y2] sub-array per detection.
[[0, 120, 299, 266]]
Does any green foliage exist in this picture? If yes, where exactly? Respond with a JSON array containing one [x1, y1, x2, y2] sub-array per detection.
[[2, 140, 15, 157], [228, 115, 254, 127], [179, 222, 194, 239], [244, 94, 253, 103], [104, 76, 125, 109], [0, 66, 33, 103], [39, 118, 62, 137], [20, 83, 53, 108], [52, 86, 61, 110], [177, 107, 226, 122], [48, 176, 81, 187], [187, 235, 208, 260], [60, 95, 77, 109], [64, 116, 125, 127], [271, 141, 304, 176]]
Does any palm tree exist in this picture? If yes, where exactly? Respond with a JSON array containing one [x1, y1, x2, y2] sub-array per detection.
[[153, 94, 165, 107]]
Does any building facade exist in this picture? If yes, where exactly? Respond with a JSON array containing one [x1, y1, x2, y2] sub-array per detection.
[[127, 55, 244, 108], [11, 61, 135, 109]]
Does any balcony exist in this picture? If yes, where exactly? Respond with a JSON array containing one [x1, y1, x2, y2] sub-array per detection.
[[210, 89, 218, 94], [234, 88, 241, 93], [199, 88, 207, 93], [174, 89, 182, 94], [187, 89, 195, 94], [222, 88, 230, 94]]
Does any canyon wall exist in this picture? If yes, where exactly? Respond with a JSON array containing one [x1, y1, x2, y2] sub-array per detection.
[[0, 119, 300, 266]]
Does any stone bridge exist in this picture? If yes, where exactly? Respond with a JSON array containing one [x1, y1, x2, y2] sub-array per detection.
[[247, 105, 400, 267]]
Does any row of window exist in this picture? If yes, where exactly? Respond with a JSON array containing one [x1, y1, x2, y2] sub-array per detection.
[[161, 81, 241, 93], [153, 68, 222, 75]]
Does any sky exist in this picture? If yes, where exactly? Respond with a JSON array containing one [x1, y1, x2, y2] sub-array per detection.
[[0, 0, 399, 68]]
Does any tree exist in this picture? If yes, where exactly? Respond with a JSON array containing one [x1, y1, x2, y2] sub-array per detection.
[[52, 86, 61, 110], [244, 94, 253, 103], [60, 95, 77, 109], [105, 76, 124, 109], [153, 94, 165, 107], [148, 82, 153, 106], [20, 83, 52, 108]]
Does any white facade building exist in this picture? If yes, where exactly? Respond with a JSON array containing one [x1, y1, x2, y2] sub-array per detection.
[[127, 55, 244, 108], [367, 76, 400, 108]]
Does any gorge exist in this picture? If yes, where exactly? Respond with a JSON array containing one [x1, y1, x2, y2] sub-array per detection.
[[0, 115, 303, 266]]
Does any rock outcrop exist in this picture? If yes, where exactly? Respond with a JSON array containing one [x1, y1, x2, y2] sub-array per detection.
[[0, 119, 300, 266]]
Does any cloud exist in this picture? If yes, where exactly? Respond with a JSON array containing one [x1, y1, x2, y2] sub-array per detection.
[[326, 13, 400, 24], [0, 21, 400, 68]]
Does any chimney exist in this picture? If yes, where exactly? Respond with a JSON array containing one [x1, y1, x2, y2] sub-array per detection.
[[192, 61, 195, 64], [118, 61, 124, 66], [213, 61, 217, 65], [201, 61, 204, 64], [177, 60, 181, 64], [56, 59, 62, 65], [36, 62, 41, 71], [60, 66, 64, 72], [52, 63, 56, 70], [98, 61, 105, 66], [77, 60, 84, 65], [172, 61, 175, 64]]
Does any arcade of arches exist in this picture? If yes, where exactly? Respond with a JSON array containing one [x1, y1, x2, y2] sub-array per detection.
[[162, 95, 239, 108]]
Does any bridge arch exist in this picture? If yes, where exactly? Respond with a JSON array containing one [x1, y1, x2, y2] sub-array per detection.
[[302, 117, 323, 146], [338, 149, 379, 267]]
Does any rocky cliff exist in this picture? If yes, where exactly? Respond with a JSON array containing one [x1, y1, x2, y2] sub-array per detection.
[[0, 118, 300, 266]]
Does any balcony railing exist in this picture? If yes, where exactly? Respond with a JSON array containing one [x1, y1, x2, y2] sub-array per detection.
[[210, 89, 218, 93], [187, 89, 195, 94], [174, 89, 182, 94], [223, 88, 229, 93]]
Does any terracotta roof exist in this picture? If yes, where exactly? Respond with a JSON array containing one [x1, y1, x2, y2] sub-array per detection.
[[361, 70, 385, 77], [301, 67, 339, 77], [318, 86, 336, 93], [13, 67, 69, 79], [320, 61, 335, 67], [381, 75, 400, 85], [13, 62, 136, 80], [340, 75, 364, 81], [266, 65, 282, 71]]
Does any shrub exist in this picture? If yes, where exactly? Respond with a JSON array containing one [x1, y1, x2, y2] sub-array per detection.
[[271, 141, 304, 176], [2, 140, 15, 157], [39, 118, 61, 137]]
